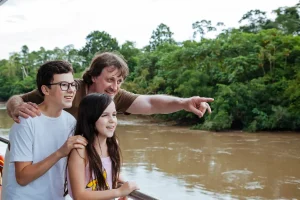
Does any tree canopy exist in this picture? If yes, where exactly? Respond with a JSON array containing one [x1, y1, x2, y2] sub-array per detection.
[[1, 3, 300, 132]]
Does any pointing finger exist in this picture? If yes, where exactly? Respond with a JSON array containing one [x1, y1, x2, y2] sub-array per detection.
[[198, 97, 214, 102]]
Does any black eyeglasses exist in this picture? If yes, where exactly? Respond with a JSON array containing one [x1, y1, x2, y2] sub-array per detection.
[[47, 81, 79, 91]]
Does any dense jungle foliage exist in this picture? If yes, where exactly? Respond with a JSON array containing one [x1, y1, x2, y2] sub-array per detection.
[[1, 3, 300, 132]]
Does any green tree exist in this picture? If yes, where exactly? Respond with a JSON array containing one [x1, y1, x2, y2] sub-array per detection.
[[119, 41, 141, 80], [149, 23, 176, 51], [192, 20, 217, 40], [79, 31, 119, 64], [273, 3, 300, 35], [239, 10, 271, 33]]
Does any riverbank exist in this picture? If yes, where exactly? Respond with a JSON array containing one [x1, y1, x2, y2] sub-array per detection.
[[118, 114, 300, 135], [1, 104, 299, 134]]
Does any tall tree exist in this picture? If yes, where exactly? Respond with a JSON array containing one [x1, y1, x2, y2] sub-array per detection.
[[149, 23, 175, 51], [119, 41, 141, 79], [192, 20, 217, 40], [79, 31, 119, 64], [63, 45, 85, 73], [273, 3, 300, 35], [20, 45, 29, 78], [238, 10, 271, 33]]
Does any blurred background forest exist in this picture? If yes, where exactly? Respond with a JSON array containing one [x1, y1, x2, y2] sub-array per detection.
[[1, 3, 300, 132]]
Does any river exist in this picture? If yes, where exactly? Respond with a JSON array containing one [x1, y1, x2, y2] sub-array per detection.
[[0, 104, 300, 199]]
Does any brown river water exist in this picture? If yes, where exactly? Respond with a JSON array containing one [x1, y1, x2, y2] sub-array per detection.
[[0, 104, 299, 199]]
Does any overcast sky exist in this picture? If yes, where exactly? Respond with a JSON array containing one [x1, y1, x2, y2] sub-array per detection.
[[0, 0, 298, 59]]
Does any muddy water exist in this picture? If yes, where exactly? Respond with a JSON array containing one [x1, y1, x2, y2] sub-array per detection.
[[0, 106, 300, 199]]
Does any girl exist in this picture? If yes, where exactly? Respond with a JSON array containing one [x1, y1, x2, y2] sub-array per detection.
[[66, 93, 139, 199]]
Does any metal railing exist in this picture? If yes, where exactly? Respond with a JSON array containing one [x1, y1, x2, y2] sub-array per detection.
[[0, 136, 158, 200], [0, 136, 9, 145], [128, 190, 158, 200]]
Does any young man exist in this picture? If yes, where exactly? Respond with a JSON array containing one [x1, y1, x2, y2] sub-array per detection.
[[3, 61, 87, 200], [6, 52, 214, 122]]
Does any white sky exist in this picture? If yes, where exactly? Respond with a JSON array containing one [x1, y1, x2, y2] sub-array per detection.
[[0, 0, 298, 59]]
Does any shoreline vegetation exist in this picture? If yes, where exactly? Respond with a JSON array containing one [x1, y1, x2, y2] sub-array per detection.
[[1, 3, 300, 132], [117, 115, 300, 134], [0, 107, 299, 134]]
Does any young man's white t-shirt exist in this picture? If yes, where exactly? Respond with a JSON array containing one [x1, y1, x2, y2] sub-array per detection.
[[3, 111, 76, 200]]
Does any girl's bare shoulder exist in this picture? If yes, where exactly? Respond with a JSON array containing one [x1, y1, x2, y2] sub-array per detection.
[[70, 148, 87, 161]]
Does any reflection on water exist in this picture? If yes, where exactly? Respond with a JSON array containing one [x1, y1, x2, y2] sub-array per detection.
[[0, 110, 300, 199]]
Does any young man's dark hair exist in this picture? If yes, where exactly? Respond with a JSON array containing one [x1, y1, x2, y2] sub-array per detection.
[[36, 61, 74, 96]]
